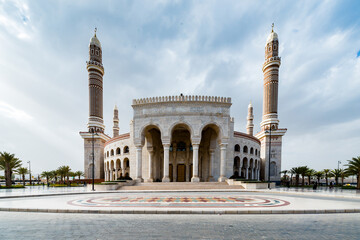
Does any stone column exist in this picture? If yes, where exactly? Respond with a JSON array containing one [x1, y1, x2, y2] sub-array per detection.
[[191, 144, 200, 182], [146, 149, 154, 182], [246, 167, 249, 180], [207, 149, 215, 181], [162, 144, 170, 182], [252, 168, 255, 180], [135, 145, 143, 182], [218, 144, 227, 182], [257, 168, 260, 181]]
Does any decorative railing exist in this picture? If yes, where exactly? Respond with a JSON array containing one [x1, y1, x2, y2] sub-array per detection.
[[86, 60, 104, 68], [132, 95, 232, 105]]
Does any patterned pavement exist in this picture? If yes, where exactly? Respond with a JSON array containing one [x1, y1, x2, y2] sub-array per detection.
[[68, 195, 290, 208]]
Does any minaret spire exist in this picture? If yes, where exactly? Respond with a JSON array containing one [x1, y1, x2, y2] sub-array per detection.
[[246, 101, 254, 136], [113, 105, 119, 137]]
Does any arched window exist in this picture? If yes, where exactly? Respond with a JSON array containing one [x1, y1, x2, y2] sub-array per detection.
[[250, 147, 254, 154], [234, 144, 240, 152], [124, 146, 129, 154], [176, 142, 186, 151], [107, 151, 109, 157], [270, 161, 277, 176], [243, 146, 248, 153], [124, 158, 130, 168], [116, 147, 121, 155], [255, 149, 258, 156], [111, 149, 114, 156]]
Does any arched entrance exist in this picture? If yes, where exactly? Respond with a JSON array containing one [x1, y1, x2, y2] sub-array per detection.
[[170, 124, 192, 182], [199, 124, 220, 182]]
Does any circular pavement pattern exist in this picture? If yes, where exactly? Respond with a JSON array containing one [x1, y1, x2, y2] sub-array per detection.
[[68, 195, 290, 208]]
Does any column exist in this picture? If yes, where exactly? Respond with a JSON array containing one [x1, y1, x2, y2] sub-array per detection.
[[135, 145, 143, 182], [162, 144, 170, 182], [122, 160, 126, 177], [191, 144, 200, 182], [218, 144, 227, 182], [246, 167, 249, 179], [146, 149, 154, 182], [207, 149, 215, 181], [252, 168, 255, 180], [257, 168, 260, 181]]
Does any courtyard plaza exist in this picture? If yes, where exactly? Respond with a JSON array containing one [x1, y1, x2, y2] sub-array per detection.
[[0, 186, 359, 214]]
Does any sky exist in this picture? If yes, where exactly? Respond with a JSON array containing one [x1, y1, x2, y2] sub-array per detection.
[[0, 0, 360, 176]]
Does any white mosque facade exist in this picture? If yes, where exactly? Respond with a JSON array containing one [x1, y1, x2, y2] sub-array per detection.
[[80, 27, 287, 183]]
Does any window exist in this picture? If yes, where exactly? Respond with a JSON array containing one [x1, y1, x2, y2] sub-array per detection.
[[111, 149, 114, 156], [250, 148, 254, 155], [234, 144, 240, 152], [176, 142, 186, 151], [116, 148, 121, 155], [243, 146, 248, 153], [255, 149, 258, 156], [124, 146, 129, 154]]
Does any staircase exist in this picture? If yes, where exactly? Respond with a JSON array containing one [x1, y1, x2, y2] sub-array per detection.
[[119, 182, 244, 191]]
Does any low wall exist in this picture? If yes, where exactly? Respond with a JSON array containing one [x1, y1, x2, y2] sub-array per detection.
[[86, 180, 135, 191], [227, 179, 276, 189]]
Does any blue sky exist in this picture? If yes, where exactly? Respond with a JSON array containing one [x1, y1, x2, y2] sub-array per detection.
[[0, 0, 360, 176]]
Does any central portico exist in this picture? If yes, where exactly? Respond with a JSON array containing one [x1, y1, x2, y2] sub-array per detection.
[[132, 95, 232, 183]]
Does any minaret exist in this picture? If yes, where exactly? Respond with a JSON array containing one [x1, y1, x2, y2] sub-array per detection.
[[80, 29, 110, 180], [87, 28, 105, 133], [246, 102, 254, 136], [113, 105, 119, 137], [256, 24, 287, 183]]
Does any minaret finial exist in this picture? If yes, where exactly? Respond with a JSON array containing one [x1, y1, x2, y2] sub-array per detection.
[[271, 23, 274, 32], [94, 27, 97, 36]]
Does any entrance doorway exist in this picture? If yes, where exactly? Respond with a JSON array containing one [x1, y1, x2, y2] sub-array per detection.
[[177, 164, 186, 182]]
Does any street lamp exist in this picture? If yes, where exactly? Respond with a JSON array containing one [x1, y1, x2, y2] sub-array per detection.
[[91, 130, 98, 191], [338, 161, 341, 172], [27, 161, 31, 185], [265, 124, 272, 189]]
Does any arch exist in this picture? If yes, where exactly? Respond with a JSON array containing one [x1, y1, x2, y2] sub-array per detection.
[[234, 144, 240, 152], [138, 123, 164, 144], [199, 122, 223, 139], [243, 146, 248, 153], [111, 149, 114, 156], [123, 146, 129, 154], [168, 122, 194, 141], [233, 156, 240, 177], [255, 149, 258, 156], [116, 159, 121, 180], [250, 147, 254, 155], [116, 147, 121, 155], [270, 161, 277, 177]]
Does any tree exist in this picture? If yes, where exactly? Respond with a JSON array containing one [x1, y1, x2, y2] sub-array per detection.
[[306, 169, 316, 185], [17, 167, 28, 186], [74, 171, 84, 180], [57, 166, 71, 184], [298, 166, 309, 186], [50, 170, 58, 183], [340, 169, 348, 186], [41, 171, 52, 184], [314, 171, 323, 184], [290, 167, 302, 186], [323, 169, 331, 186], [345, 156, 360, 189], [331, 169, 342, 185], [0, 152, 22, 187]]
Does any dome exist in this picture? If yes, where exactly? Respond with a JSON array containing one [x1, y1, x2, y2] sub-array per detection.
[[266, 30, 278, 44], [90, 32, 101, 48]]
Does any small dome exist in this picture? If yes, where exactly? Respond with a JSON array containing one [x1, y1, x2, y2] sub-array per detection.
[[266, 30, 278, 44], [90, 32, 101, 48]]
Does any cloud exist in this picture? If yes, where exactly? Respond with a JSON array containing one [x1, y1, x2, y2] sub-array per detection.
[[0, 101, 33, 122]]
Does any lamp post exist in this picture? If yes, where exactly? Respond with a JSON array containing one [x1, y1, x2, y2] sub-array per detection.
[[91, 130, 98, 191], [27, 161, 31, 185], [265, 124, 272, 189], [338, 161, 341, 172]]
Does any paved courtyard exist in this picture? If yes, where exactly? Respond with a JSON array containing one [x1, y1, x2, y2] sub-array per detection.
[[0, 211, 359, 239]]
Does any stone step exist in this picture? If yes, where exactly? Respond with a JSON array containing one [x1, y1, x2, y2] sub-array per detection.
[[119, 182, 244, 190]]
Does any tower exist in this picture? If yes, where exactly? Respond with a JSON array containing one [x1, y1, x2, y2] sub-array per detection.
[[256, 24, 287, 182], [113, 105, 119, 137], [80, 29, 110, 180], [246, 102, 254, 136]]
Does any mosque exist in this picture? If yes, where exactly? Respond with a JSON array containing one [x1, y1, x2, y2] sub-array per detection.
[[79, 26, 287, 184]]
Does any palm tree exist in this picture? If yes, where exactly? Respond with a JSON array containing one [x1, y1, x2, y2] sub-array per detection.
[[41, 171, 52, 184], [345, 156, 360, 189], [57, 166, 71, 184], [314, 171, 323, 184], [280, 170, 288, 179], [331, 169, 342, 185], [323, 169, 331, 186], [17, 167, 28, 186], [298, 166, 309, 186], [306, 168, 316, 185], [0, 152, 22, 187], [74, 171, 84, 180], [50, 170, 58, 183], [340, 169, 348, 186], [290, 167, 302, 186]]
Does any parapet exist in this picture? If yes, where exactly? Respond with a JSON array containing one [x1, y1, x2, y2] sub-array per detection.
[[132, 95, 232, 106]]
